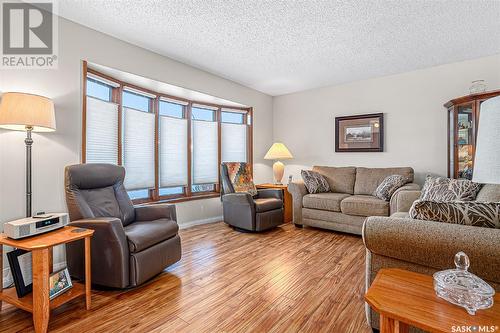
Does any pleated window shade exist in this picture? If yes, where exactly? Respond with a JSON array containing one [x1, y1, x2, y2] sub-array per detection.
[[85, 97, 119, 164], [192, 120, 218, 184], [160, 116, 188, 187], [123, 107, 155, 190], [221, 123, 247, 162]]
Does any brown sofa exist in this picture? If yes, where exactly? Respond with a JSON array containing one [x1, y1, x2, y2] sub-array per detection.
[[363, 184, 500, 332], [288, 166, 419, 235], [64, 164, 182, 288]]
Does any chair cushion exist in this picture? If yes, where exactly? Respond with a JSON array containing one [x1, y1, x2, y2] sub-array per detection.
[[354, 167, 414, 195], [303, 193, 350, 212], [409, 200, 500, 228], [420, 176, 482, 202], [312, 166, 356, 194], [254, 198, 282, 213], [373, 175, 408, 201], [124, 219, 179, 253], [224, 162, 258, 196], [340, 195, 389, 217], [301, 170, 330, 194]]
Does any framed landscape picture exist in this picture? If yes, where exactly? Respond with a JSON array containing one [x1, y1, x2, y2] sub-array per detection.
[[335, 113, 384, 152]]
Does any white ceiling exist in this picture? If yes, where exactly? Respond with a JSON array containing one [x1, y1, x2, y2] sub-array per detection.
[[59, 0, 500, 96]]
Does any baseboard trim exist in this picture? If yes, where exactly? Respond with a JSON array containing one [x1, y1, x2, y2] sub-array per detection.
[[3, 261, 66, 289], [179, 216, 222, 229]]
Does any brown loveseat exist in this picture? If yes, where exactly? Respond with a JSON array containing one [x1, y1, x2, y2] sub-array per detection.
[[363, 184, 500, 332], [288, 166, 418, 235]]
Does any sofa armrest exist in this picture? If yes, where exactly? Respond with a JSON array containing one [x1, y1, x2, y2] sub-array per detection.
[[135, 204, 177, 222], [389, 183, 421, 214], [67, 217, 130, 288], [257, 188, 283, 200], [288, 181, 308, 225], [363, 216, 500, 284]]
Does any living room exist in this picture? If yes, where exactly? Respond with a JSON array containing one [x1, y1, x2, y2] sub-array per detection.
[[0, 1, 499, 332]]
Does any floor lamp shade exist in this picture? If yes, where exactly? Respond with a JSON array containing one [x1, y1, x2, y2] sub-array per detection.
[[264, 142, 293, 184], [473, 95, 500, 184], [0, 92, 56, 132], [0, 92, 56, 217]]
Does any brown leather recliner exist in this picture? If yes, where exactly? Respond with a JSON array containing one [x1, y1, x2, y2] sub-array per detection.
[[64, 163, 181, 288], [221, 163, 284, 232]]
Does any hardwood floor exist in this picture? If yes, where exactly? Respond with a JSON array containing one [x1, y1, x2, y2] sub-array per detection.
[[0, 222, 371, 333]]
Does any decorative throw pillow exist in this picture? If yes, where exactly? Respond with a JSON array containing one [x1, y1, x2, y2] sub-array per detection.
[[409, 200, 499, 229], [301, 170, 330, 194], [225, 162, 258, 196], [420, 176, 482, 202], [373, 175, 408, 201]]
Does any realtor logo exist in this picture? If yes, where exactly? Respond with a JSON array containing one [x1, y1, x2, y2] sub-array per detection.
[[1, 1, 58, 68]]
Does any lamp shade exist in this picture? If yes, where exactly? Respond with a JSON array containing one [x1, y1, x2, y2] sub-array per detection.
[[472, 95, 500, 184], [264, 142, 293, 160], [0, 92, 56, 132]]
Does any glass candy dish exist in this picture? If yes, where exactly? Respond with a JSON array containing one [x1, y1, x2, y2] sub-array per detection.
[[433, 252, 495, 315]]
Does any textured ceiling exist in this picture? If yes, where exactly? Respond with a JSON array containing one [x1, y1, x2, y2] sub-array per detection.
[[59, 0, 500, 96]]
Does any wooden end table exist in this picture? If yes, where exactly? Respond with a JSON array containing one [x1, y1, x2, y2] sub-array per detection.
[[365, 268, 500, 333], [0, 226, 94, 333], [256, 183, 293, 223]]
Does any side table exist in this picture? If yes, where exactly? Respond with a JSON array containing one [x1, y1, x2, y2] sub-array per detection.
[[256, 183, 293, 223], [0, 226, 94, 333], [365, 268, 500, 333]]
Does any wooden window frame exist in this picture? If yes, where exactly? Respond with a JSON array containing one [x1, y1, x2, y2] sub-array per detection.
[[81, 61, 253, 204]]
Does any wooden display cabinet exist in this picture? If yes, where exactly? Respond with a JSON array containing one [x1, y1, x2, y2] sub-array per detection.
[[444, 90, 500, 179]]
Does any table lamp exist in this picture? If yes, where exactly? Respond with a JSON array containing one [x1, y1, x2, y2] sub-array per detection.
[[264, 142, 293, 184], [473, 95, 500, 184], [0, 92, 56, 217]]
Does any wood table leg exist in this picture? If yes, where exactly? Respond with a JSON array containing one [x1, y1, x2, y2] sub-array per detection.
[[380, 314, 409, 333], [0, 244, 3, 311], [32, 248, 50, 333], [84, 237, 91, 310], [48, 246, 53, 274]]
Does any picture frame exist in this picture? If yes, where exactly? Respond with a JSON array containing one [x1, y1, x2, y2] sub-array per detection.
[[49, 268, 73, 300], [6, 249, 33, 298], [335, 113, 384, 152]]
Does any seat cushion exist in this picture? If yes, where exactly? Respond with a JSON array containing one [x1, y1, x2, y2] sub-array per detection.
[[254, 198, 282, 212], [303, 193, 350, 212], [124, 219, 179, 253], [340, 195, 389, 217], [354, 167, 414, 195], [312, 166, 356, 194]]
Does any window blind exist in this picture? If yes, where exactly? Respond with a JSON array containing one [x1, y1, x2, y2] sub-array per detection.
[[221, 123, 247, 162], [192, 120, 218, 184], [160, 116, 188, 187], [123, 107, 155, 190], [86, 97, 119, 164]]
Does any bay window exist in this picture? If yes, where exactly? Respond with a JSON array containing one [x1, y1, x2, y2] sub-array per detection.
[[82, 64, 252, 203]]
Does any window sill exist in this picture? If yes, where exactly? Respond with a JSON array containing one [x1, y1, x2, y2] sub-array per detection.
[[133, 192, 220, 206]]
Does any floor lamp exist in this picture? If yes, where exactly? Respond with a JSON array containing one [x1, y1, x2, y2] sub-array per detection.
[[0, 92, 56, 217]]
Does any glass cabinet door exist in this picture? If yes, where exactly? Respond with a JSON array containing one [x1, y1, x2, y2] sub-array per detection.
[[456, 104, 474, 179]]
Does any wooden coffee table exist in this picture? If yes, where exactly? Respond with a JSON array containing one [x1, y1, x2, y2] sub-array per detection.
[[0, 226, 94, 333], [365, 268, 500, 333]]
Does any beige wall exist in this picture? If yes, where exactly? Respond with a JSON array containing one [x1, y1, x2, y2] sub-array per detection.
[[0, 18, 274, 280], [273, 54, 500, 184]]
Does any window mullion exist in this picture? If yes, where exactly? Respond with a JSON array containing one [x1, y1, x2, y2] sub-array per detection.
[[153, 96, 160, 201], [116, 85, 123, 166], [186, 102, 193, 197], [216, 107, 222, 193]]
